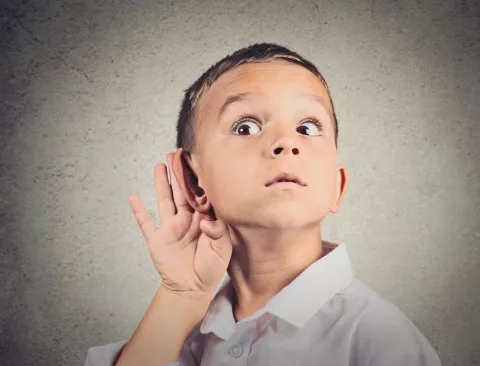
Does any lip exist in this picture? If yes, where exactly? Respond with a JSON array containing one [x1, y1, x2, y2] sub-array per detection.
[[265, 172, 306, 187], [267, 181, 304, 189]]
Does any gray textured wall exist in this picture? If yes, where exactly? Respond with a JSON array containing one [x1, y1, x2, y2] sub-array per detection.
[[1, 0, 479, 365]]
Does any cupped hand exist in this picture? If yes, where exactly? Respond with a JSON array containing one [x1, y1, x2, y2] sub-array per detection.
[[128, 151, 232, 300]]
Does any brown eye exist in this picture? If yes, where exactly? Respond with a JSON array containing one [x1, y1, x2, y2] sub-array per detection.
[[297, 120, 324, 136], [232, 119, 261, 136], [231, 117, 324, 136]]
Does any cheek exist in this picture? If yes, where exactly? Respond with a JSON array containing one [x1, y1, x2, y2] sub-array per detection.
[[204, 167, 257, 212], [203, 167, 239, 202], [310, 166, 338, 199]]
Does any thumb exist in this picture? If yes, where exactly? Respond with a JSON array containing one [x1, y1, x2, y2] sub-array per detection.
[[200, 219, 225, 239], [200, 219, 232, 255]]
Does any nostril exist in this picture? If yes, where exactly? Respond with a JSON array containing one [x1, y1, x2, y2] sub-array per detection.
[[273, 147, 299, 155]]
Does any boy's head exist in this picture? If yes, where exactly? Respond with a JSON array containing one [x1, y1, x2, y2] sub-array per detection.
[[176, 43, 338, 152], [172, 43, 347, 229]]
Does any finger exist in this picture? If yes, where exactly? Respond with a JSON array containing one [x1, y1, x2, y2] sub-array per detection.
[[181, 209, 203, 247], [167, 151, 191, 214], [128, 194, 157, 243], [154, 162, 176, 223], [199, 219, 233, 262]]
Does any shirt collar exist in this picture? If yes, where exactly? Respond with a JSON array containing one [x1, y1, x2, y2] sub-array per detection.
[[199, 240, 355, 340]]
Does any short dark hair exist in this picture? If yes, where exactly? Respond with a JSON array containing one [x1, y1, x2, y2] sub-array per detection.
[[175, 42, 339, 153]]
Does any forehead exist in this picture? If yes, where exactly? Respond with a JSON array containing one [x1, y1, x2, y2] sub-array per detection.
[[197, 60, 332, 120]]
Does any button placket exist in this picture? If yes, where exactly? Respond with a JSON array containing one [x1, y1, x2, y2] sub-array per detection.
[[227, 343, 243, 358], [222, 319, 256, 363]]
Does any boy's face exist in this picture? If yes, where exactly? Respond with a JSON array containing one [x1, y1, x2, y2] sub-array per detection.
[[184, 59, 347, 229]]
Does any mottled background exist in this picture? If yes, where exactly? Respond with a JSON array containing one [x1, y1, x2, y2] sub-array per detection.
[[1, 0, 479, 365]]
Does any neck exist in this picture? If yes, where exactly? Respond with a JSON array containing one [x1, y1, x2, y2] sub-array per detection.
[[225, 224, 324, 322]]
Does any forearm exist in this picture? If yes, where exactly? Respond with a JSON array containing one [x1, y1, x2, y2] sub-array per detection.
[[115, 284, 212, 366]]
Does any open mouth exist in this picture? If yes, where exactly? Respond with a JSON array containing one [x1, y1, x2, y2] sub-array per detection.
[[265, 172, 306, 187]]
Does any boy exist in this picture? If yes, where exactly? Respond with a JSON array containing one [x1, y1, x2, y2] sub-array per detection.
[[85, 43, 442, 365]]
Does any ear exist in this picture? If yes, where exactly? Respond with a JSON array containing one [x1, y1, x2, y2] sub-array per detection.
[[171, 148, 213, 215], [330, 164, 348, 214]]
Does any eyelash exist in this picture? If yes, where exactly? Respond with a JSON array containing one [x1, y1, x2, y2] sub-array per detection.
[[231, 116, 324, 135]]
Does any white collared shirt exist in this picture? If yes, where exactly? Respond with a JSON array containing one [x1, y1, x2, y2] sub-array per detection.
[[85, 241, 442, 366]]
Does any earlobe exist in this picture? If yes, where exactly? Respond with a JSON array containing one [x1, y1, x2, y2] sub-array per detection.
[[172, 148, 212, 214], [330, 164, 348, 214]]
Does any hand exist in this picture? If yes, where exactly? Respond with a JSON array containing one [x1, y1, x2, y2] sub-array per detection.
[[128, 151, 233, 300]]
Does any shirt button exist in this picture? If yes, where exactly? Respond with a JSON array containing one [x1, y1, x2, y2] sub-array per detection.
[[227, 344, 243, 358]]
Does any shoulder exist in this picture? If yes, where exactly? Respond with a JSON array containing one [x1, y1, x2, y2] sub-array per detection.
[[84, 334, 199, 366], [85, 340, 128, 366], [343, 279, 442, 366]]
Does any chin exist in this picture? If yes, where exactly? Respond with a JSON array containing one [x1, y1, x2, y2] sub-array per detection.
[[255, 212, 319, 229]]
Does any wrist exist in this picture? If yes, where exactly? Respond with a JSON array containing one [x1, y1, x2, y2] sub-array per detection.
[[158, 284, 213, 314]]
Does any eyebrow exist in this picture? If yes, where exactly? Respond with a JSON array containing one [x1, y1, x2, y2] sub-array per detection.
[[217, 92, 330, 121]]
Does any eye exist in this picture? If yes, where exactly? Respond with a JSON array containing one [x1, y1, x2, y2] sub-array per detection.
[[232, 119, 261, 136], [232, 117, 324, 136], [297, 119, 324, 136]]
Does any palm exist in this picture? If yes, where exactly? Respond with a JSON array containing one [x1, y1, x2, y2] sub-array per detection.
[[150, 210, 224, 293], [128, 151, 231, 297]]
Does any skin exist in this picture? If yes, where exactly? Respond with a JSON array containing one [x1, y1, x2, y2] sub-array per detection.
[[171, 59, 348, 322]]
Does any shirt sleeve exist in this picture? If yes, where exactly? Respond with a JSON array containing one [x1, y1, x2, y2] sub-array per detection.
[[352, 302, 442, 366], [84, 338, 196, 366]]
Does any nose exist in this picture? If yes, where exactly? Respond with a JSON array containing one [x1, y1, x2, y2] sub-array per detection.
[[268, 121, 300, 158], [270, 136, 300, 157], [272, 145, 299, 156]]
